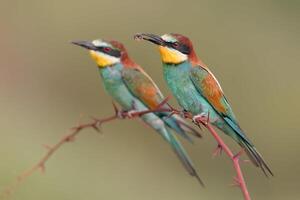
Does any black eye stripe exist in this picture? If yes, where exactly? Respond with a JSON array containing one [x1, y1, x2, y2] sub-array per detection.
[[166, 42, 190, 54], [97, 47, 121, 57], [179, 44, 190, 54]]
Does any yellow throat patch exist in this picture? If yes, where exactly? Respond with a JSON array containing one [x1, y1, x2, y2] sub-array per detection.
[[158, 46, 187, 64], [89, 51, 119, 67]]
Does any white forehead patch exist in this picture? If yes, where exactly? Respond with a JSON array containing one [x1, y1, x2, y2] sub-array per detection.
[[161, 34, 177, 43], [92, 39, 111, 47]]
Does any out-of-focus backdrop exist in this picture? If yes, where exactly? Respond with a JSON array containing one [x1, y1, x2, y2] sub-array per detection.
[[0, 0, 299, 199]]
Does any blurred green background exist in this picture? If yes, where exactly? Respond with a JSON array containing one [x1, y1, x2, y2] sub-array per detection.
[[0, 0, 299, 199]]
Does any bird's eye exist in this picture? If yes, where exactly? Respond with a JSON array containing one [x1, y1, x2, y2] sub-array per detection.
[[173, 42, 179, 48], [103, 47, 111, 52]]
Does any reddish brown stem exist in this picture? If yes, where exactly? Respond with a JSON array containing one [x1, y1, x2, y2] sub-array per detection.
[[1, 100, 172, 199], [205, 124, 250, 200], [1, 97, 251, 200], [168, 109, 251, 199], [143, 108, 251, 199], [135, 104, 252, 200], [1, 113, 119, 198]]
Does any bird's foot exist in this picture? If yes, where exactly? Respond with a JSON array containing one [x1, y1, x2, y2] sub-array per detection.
[[115, 110, 127, 119], [111, 101, 127, 119], [181, 110, 192, 119], [212, 144, 223, 158], [192, 112, 210, 126], [125, 110, 138, 119], [165, 107, 189, 119]]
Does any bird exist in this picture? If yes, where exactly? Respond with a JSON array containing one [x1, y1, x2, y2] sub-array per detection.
[[71, 39, 204, 185], [134, 33, 273, 176]]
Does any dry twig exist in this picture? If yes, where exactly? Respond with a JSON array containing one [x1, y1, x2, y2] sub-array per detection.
[[0, 100, 168, 199], [1, 97, 251, 200], [175, 110, 251, 200]]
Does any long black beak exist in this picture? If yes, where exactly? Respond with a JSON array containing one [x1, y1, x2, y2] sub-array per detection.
[[71, 40, 98, 51], [134, 33, 166, 46]]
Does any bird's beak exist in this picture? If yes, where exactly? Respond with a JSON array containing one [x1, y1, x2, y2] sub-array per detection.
[[134, 33, 166, 46], [71, 40, 98, 51]]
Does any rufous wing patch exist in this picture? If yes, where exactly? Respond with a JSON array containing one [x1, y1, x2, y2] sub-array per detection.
[[202, 74, 226, 113], [136, 84, 159, 109]]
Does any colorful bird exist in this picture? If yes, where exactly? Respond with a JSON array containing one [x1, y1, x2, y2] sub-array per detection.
[[72, 39, 204, 185], [135, 33, 273, 176]]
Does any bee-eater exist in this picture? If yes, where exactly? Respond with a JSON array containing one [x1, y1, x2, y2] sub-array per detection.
[[72, 39, 204, 185], [135, 33, 273, 176]]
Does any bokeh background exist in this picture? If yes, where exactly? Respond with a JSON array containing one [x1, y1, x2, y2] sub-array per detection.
[[0, 0, 299, 199]]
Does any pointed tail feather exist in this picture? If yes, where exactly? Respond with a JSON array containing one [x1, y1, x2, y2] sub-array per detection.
[[223, 117, 273, 176], [162, 128, 205, 187], [175, 116, 203, 138], [240, 140, 274, 177], [162, 114, 202, 143], [171, 114, 202, 138], [162, 116, 193, 143]]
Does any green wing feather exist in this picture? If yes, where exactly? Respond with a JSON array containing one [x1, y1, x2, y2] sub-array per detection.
[[190, 66, 237, 122], [122, 66, 205, 184], [122, 67, 164, 110], [122, 67, 202, 139], [190, 65, 273, 176]]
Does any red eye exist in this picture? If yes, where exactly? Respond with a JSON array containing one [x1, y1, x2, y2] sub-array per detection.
[[103, 47, 111, 52], [173, 42, 179, 47]]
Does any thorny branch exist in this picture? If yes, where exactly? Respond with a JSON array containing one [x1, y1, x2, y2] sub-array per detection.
[[1, 99, 169, 199], [167, 109, 251, 200], [1, 96, 251, 200]]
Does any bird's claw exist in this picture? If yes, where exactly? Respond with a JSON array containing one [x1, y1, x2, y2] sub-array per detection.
[[116, 110, 126, 119], [192, 112, 209, 125], [126, 110, 137, 118], [116, 110, 138, 119], [181, 110, 191, 119]]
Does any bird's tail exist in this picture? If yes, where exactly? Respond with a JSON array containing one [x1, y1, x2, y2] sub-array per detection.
[[160, 127, 205, 187], [224, 117, 273, 177], [162, 114, 202, 143], [239, 138, 273, 177]]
